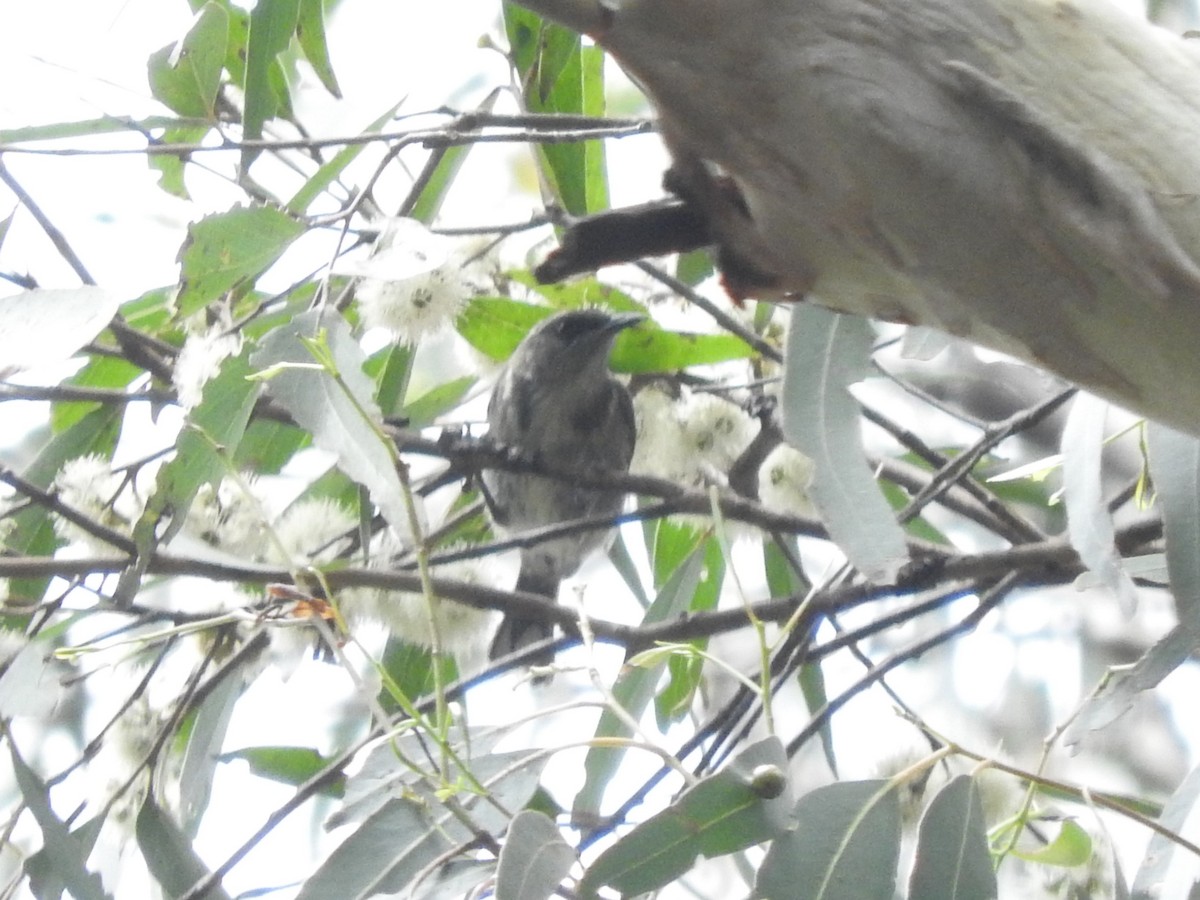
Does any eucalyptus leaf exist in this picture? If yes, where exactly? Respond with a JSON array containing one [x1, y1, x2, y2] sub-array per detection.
[[252, 309, 415, 538], [754, 779, 900, 900], [176, 205, 304, 316], [147, 3, 229, 118], [11, 746, 110, 900], [908, 775, 997, 900], [136, 797, 232, 900], [1062, 393, 1137, 613], [496, 810, 576, 900], [0, 287, 120, 379], [1132, 761, 1200, 899], [780, 307, 907, 581], [573, 548, 705, 821], [581, 737, 792, 897], [1067, 424, 1200, 741]]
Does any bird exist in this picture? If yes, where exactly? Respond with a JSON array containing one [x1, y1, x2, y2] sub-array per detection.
[[483, 308, 641, 668], [513, 0, 1200, 435]]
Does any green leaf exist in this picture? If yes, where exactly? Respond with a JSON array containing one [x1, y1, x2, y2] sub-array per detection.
[[374, 639, 439, 715], [1063, 393, 1136, 612], [1132, 759, 1200, 896], [364, 342, 413, 420], [457, 296, 752, 372], [405, 144, 471, 224], [11, 745, 110, 900], [611, 321, 755, 374], [136, 796, 232, 900], [797, 659, 837, 776], [496, 811, 576, 900], [300, 750, 540, 899], [242, 0, 301, 168], [510, 270, 645, 313], [232, 418, 310, 473], [503, 6, 607, 214], [295, 0, 341, 97], [878, 480, 947, 545], [402, 376, 477, 428], [908, 775, 996, 899], [1068, 425, 1200, 740], [149, 125, 210, 199], [25, 814, 105, 900], [120, 286, 176, 334], [676, 247, 715, 285], [573, 548, 705, 822], [580, 737, 792, 897], [754, 780, 901, 900], [146, 3, 229, 118], [252, 309, 411, 535], [654, 535, 724, 728], [0, 115, 204, 144], [650, 518, 703, 589], [1148, 424, 1200, 626], [606, 531, 652, 609], [780, 306, 908, 581], [456, 297, 555, 361], [219, 746, 345, 796], [8, 407, 121, 601], [1011, 818, 1092, 868], [176, 205, 304, 316], [178, 670, 244, 836], [52, 355, 142, 433], [145, 349, 260, 541]]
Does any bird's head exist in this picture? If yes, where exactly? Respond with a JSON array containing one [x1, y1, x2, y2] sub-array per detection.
[[512, 309, 643, 379]]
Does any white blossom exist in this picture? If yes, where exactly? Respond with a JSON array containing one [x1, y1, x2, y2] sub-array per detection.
[[757, 444, 816, 518], [631, 386, 757, 486], [184, 476, 269, 559], [678, 391, 757, 474], [268, 497, 356, 566], [352, 218, 497, 345], [52, 455, 145, 549], [173, 310, 243, 410], [630, 384, 688, 481]]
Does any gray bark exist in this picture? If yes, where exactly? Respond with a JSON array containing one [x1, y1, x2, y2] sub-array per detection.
[[514, 0, 1200, 435]]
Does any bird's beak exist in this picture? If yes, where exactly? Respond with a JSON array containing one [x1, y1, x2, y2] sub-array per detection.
[[603, 312, 645, 336]]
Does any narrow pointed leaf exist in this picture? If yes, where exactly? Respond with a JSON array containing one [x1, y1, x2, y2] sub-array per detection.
[[1133, 761, 1200, 899], [754, 779, 900, 900], [253, 309, 413, 537], [1062, 393, 1136, 613], [1068, 424, 1200, 741], [295, 0, 340, 97], [908, 775, 996, 900], [580, 737, 792, 897], [780, 307, 907, 581], [137, 797, 231, 900], [0, 288, 120, 378], [11, 745, 110, 900], [573, 548, 705, 820], [497, 811, 576, 900]]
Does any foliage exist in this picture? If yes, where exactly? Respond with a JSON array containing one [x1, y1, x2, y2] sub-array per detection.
[[0, 2, 1199, 899]]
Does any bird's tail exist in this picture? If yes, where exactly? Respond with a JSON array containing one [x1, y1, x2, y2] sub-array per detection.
[[489, 569, 558, 669]]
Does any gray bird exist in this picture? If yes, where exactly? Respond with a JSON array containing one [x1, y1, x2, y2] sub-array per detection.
[[483, 308, 640, 667]]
